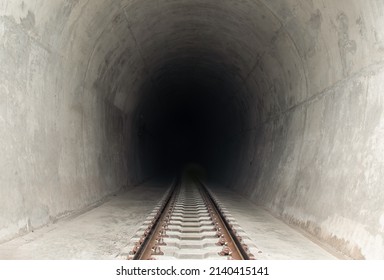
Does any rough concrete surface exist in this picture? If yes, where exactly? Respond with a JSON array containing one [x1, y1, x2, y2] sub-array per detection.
[[0, 182, 337, 260], [210, 187, 340, 260], [1, 0, 384, 259], [0, 181, 168, 259]]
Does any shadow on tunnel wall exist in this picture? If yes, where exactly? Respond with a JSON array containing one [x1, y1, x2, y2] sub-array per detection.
[[0, 0, 384, 259]]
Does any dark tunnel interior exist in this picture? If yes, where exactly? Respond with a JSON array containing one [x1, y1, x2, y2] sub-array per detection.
[[1, 0, 384, 260], [134, 64, 249, 183]]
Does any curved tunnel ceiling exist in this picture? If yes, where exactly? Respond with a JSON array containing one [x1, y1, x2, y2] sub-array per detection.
[[86, 0, 310, 177], [85, 0, 305, 115], [1, 0, 384, 259]]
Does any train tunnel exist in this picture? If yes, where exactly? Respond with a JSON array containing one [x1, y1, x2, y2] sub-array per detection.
[[1, 0, 384, 260]]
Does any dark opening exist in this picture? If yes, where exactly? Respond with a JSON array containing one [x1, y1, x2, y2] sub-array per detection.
[[133, 63, 250, 183]]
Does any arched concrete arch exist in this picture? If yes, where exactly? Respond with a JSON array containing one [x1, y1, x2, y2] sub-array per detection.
[[1, 0, 384, 259]]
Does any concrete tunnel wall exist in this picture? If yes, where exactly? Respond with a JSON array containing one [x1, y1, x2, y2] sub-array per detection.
[[1, 0, 384, 259]]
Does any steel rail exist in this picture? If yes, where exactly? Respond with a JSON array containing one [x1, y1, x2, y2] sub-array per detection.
[[132, 178, 179, 260], [130, 176, 253, 260], [196, 178, 252, 260]]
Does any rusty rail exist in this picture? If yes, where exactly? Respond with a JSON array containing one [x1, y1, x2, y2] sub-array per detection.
[[129, 176, 254, 260], [131, 178, 179, 260], [196, 179, 253, 260]]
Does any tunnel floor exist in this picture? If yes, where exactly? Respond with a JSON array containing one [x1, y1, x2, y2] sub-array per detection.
[[0, 180, 340, 260]]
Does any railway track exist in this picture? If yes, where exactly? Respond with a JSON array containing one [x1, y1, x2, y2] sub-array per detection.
[[125, 175, 257, 260]]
